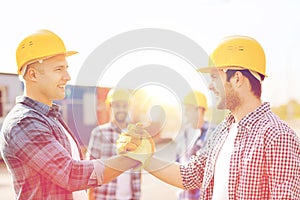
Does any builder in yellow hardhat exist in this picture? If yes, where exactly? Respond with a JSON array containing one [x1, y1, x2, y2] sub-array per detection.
[[183, 91, 208, 129], [86, 88, 142, 200], [0, 30, 152, 199], [116, 35, 300, 199], [105, 88, 131, 127], [176, 90, 214, 200], [198, 35, 267, 111]]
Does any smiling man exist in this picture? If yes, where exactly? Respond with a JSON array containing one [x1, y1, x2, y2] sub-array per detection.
[[117, 35, 300, 199], [0, 29, 141, 200], [86, 88, 142, 200]]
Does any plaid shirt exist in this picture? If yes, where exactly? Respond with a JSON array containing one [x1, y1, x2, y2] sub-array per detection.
[[86, 122, 141, 200], [0, 96, 97, 200], [177, 122, 211, 200], [180, 102, 300, 199]]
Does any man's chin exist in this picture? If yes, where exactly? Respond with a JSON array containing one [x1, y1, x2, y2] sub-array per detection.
[[216, 100, 226, 110], [116, 119, 127, 124], [54, 94, 66, 101]]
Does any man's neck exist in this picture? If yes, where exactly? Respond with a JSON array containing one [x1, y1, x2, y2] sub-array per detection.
[[231, 98, 262, 122], [112, 120, 127, 129], [193, 118, 205, 129], [24, 90, 52, 106]]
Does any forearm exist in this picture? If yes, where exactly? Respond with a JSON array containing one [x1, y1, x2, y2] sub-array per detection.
[[101, 155, 140, 184], [144, 156, 184, 189], [87, 188, 95, 200]]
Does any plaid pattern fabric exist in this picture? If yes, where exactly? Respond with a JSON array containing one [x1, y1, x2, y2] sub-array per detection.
[[180, 102, 300, 199], [177, 122, 211, 200], [86, 122, 142, 200], [0, 96, 96, 200]]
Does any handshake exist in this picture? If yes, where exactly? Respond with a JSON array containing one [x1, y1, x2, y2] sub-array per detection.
[[116, 123, 155, 168]]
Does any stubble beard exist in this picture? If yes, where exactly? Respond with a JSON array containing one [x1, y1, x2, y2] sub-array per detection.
[[217, 82, 241, 111], [115, 112, 128, 124]]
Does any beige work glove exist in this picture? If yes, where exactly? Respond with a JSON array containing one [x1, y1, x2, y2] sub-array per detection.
[[116, 123, 155, 169]]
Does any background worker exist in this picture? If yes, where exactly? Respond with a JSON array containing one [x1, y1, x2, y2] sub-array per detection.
[[0, 29, 144, 200], [175, 90, 213, 200], [86, 88, 142, 200], [117, 35, 300, 199]]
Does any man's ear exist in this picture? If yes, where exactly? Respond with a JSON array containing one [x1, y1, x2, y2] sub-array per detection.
[[233, 71, 244, 87], [25, 67, 38, 81]]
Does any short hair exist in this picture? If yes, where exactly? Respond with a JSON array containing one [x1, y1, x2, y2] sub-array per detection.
[[225, 69, 264, 98]]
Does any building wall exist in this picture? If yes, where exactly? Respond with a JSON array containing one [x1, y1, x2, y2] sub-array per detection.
[[59, 85, 111, 147], [0, 73, 23, 125]]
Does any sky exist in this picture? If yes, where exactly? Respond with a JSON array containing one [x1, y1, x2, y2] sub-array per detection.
[[0, 0, 300, 106]]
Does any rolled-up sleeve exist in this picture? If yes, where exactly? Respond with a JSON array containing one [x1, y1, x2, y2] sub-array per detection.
[[91, 159, 105, 185], [180, 154, 207, 190]]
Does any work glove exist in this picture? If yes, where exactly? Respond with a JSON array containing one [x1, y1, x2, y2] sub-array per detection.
[[116, 123, 155, 168]]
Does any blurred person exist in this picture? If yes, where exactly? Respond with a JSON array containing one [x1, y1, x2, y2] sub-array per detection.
[[117, 35, 300, 199], [0, 29, 142, 200], [175, 91, 213, 200], [86, 88, 142, 200]]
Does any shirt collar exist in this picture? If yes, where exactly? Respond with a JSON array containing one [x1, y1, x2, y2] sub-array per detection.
[[225, 102, 271, 129], [109, 122, 127, 133], [16, 96, 62, 118]]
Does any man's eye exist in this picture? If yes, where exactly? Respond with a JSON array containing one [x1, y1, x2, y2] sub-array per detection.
[[55, 67, 63, 71]]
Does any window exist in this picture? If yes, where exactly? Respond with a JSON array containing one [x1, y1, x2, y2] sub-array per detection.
[[0, 87, 6, 118]]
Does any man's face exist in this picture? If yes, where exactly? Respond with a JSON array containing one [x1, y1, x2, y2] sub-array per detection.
[[209, 69, 241, 110], [29, 54, 71, 105], [111, 101, 129, 123], [184, 104, 203, 125]]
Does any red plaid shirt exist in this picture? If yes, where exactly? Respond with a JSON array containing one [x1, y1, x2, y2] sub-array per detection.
[[180, 102, 300, 199]]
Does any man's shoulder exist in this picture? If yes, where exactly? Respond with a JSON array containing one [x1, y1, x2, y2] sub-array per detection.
[[263, 111, 295, 132], [245, 111, 297, 146], [91, 123, 115, 134], [1, 103, 52, 147], [202, 121, 217, 131], [2, 103, 45, 128], [97, 122, 113, 130]]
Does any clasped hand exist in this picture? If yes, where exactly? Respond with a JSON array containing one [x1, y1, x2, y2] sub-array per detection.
[[116, 123, 155, 168]]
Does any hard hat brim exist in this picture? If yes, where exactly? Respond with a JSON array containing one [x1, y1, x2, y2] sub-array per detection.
[[66, 51, 78, 57], [196, 66, 237, 73], [18, 50, 78, 75], [197, 67, 214, 73], [197, 66, 268, 77]]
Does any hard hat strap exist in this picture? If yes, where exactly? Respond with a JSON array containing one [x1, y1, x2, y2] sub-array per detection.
[[249, 70, 262, 83], [223, 67, 262, 83], [20, 65, 29, 77], [20, 58, 44, 77]]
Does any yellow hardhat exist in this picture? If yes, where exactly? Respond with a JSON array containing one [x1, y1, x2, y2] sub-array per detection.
[[183, 91, 208, 110], [105, 88, 131, 105], [16, 29, 78, 74], [198, 35, 267, 77]]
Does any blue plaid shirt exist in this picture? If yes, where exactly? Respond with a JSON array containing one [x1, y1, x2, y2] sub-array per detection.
[[0, 96, 97, 200]]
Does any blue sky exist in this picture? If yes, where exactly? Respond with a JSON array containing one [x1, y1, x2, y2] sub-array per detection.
[[0, 0, 299, 106]]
